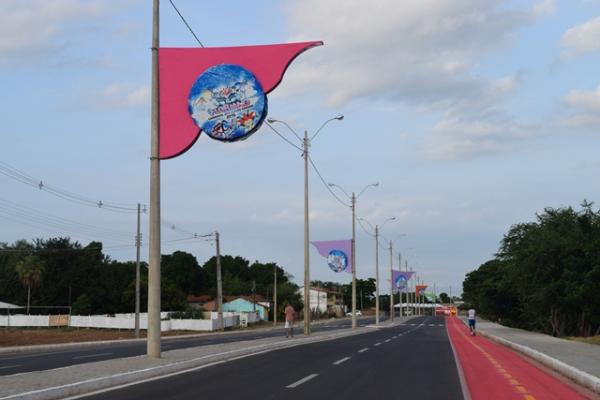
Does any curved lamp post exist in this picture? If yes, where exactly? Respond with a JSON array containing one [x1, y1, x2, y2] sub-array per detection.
[[358, 217, 395, 325], [328, 182, 378, 329], [267, 115, 343, 335]]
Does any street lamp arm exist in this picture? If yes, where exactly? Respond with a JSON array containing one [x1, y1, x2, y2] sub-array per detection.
[[327, 182, 351, 200], [380, 216, 396, 230], [356, 182, 379, 199], [310, 114, 344, 141], [266, 118, 303, 142]]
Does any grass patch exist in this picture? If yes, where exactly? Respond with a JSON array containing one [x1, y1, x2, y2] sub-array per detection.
[[566, 335, 600, 346]]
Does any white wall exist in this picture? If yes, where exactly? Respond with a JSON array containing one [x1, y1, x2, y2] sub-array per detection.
[[0, 311, 257, 331]]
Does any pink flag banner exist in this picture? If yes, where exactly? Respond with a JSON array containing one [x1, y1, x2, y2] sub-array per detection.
[[158, 41, 323, 159], [392, 270, 414, 293], [310, 240, 352, 274]]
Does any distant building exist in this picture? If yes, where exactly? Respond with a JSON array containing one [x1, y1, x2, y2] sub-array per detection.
[[222, 297, 269, 321], [298, 287, 327, 314]]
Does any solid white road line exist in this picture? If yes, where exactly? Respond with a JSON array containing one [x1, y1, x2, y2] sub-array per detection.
[[0, 364, 22, 370], [358, 348, 369, 353], [72, 352, 113, 360], [286, 373, 319, 388], [333, 357, 351, 365]]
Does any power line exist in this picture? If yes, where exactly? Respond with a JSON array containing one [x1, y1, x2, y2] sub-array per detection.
[[0, 161, 141, 213], [265, 122, 303, 152], [168, 0, 204, 47], [308, 155, 351, 208]]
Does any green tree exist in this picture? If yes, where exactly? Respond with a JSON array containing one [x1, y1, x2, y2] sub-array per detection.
[[15, 255, 45, 313]]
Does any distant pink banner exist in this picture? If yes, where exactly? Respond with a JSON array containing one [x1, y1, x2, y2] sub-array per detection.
[[158, 41, 323, 159]]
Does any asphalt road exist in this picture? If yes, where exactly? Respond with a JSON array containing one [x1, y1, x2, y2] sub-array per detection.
[[0, 316, 382, 376], [81, 316, 462, 400]]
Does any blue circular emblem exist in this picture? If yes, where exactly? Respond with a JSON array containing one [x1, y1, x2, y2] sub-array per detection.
[[327, 249, 348, 273], [188, 64, 267, 142], [395, 275, 407, 290]]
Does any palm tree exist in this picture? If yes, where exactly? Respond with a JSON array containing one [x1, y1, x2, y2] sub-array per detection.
[[15, 255, 44, 314]]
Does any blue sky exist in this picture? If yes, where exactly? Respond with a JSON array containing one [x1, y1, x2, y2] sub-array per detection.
[[1, 0, 600, 297]]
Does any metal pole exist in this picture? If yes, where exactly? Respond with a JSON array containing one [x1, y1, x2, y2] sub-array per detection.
[[303, 130, 311, 335], [147, 0, 161, 358], [216, 231, 223, 331], [375, 225, 379, 326], [135, 203, 141, 338], [273, 265, 277, 327], [389, 240, 393, 321], [398, 252, 402, 317], [351, 192, 357, 329]]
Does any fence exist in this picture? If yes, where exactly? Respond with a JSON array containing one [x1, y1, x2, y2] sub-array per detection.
[[0, 311, 259, 332]]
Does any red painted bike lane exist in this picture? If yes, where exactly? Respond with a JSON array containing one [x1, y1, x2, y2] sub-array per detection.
[[446, 316, 590, 400]]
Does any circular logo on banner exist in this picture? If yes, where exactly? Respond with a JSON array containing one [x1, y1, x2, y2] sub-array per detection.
[[327, 249, 348, 273], [395, 275, 407, 291], [188, 64, 267, 142]]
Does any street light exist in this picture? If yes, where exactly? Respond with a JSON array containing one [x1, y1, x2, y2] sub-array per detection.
[[268, 115, 343, 336], [328, 182, 378, 329], [358, 217, 395, 325]]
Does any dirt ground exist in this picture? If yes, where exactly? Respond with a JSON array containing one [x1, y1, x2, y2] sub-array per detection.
[[0, 328, 198, 347]]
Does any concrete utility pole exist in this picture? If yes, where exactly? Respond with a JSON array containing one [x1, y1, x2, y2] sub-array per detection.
[[389, 240, 393, 321], [351, 192, 357, 329], [216, 231, 223, 331], [268, 116, 343, 336], [147, 0, 161, 358], [374, 225, 379, 325], [398, 252, 402, 318], [273, 265, 277, 327], [135, 203, 141, 338], [303, 130, 311, 336]]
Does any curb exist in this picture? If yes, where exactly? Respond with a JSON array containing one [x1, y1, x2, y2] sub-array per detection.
[[478, 330, 600, 395], [1, 322, 396, 400], [458, 318, 600, 395], [0, 317, 353, 355]]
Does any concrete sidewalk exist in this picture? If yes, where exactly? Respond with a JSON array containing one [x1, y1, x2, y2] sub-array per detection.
[[472, 318, 600, 395], [0, 318, 404, 400]]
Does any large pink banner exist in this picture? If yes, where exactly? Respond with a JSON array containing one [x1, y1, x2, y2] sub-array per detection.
[[158, 41, 323, 159]]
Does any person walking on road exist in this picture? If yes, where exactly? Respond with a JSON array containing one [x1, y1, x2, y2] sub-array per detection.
[[284, 303, 296, 338], [468, 308, 476, 336]]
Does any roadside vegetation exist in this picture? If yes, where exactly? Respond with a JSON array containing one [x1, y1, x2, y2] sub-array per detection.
[[462, 201, 600, 338], [0, 237, 302, 320]]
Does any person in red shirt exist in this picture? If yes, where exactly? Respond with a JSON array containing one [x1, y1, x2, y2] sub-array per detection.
[[284, 303, 296, 338]]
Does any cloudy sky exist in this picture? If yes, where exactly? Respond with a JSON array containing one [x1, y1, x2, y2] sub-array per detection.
[[1, 0, 600, 297]]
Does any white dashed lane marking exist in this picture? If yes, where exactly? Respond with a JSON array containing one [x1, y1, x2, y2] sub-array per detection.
[[333, 357, 351, 365], [286, 374, 319, 388], [358, 348, 369, 353], [374, 342, 382, 346]]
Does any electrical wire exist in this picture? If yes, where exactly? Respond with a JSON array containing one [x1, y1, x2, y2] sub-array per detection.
[[0, 161, 141, 213], [265, 122, 303, 152], [168, 0, 204, 47], [0, 198, 134, 241], [308, 155, 351, 208]]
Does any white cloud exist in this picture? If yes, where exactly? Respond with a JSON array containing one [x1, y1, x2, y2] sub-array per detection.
[[283, 0, 535, 107], [93, 83, 149, 109], [0, 0, 105, 63], [423, 110, 536, 160], [560, 16, 600, 57], [532, 0, 557, 17], [561, 83, 600, 129]]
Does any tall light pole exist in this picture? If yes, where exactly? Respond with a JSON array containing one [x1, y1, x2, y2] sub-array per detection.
[[147, 0, 161, 358], [329, 183, 378, 329], [215, 231, 223, 331], [358, 216, 395, 326], [273, 264, 277, 327], [267, 115, 344, 335]]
